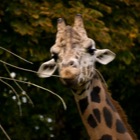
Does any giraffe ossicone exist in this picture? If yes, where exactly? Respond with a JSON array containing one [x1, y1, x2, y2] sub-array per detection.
[[38, 15, 137, 140]]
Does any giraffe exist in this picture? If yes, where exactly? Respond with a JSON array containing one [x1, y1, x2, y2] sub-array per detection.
[[37, 14, 137, 140]]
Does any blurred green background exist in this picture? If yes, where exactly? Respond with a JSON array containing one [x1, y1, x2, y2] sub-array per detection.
[[0, 0, 140, 139]]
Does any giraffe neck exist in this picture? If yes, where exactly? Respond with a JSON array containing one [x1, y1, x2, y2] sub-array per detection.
[[73, 74, 133, 140]]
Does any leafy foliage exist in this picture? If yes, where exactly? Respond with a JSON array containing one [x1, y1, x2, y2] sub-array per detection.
[[0, 0, 140, 139]]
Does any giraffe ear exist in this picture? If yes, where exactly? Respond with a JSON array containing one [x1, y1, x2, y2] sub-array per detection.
[[37, 59, 57, 78], [95, 49, 116, 65]]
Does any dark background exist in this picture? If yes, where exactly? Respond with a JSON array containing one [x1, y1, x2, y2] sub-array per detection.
[[0, 0, 140, 139]]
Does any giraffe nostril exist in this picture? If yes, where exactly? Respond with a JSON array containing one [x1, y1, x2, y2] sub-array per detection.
[[69, 61, 78, 68], [69, 61, 74, 66]]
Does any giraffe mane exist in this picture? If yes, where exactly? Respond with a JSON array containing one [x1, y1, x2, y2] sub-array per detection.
[[95, 71, 137, 139], [104, 86, 137, 139], [111, 97, 137, 139]]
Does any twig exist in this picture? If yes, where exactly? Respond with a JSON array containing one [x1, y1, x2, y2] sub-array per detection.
[[0, 76, 67, 110], [0, 124, 11, 140], [0, 78, 22, 116], [0, 60, 60, 78], [94, 68, 108, 88], [0, 46, 33, 64], [0, 60, 35, 74], [0, 60, 66, 109], [3, 64, 34, 106]]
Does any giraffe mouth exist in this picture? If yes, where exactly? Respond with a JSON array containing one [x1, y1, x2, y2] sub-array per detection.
[[60, 74, 81, 88], [61, 76, 77, 85], [60, 77, 78, 87], [60, 67, 79, 77]]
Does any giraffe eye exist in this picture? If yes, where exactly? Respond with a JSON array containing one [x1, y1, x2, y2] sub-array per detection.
[[87, 46, 96, 55], [51, 53, 58, 61]]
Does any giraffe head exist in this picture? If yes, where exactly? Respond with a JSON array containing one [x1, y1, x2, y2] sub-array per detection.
[[38, 15, 115, 88]]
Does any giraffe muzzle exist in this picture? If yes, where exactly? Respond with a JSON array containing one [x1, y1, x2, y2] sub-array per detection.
[[60, 67, 79, 79]]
